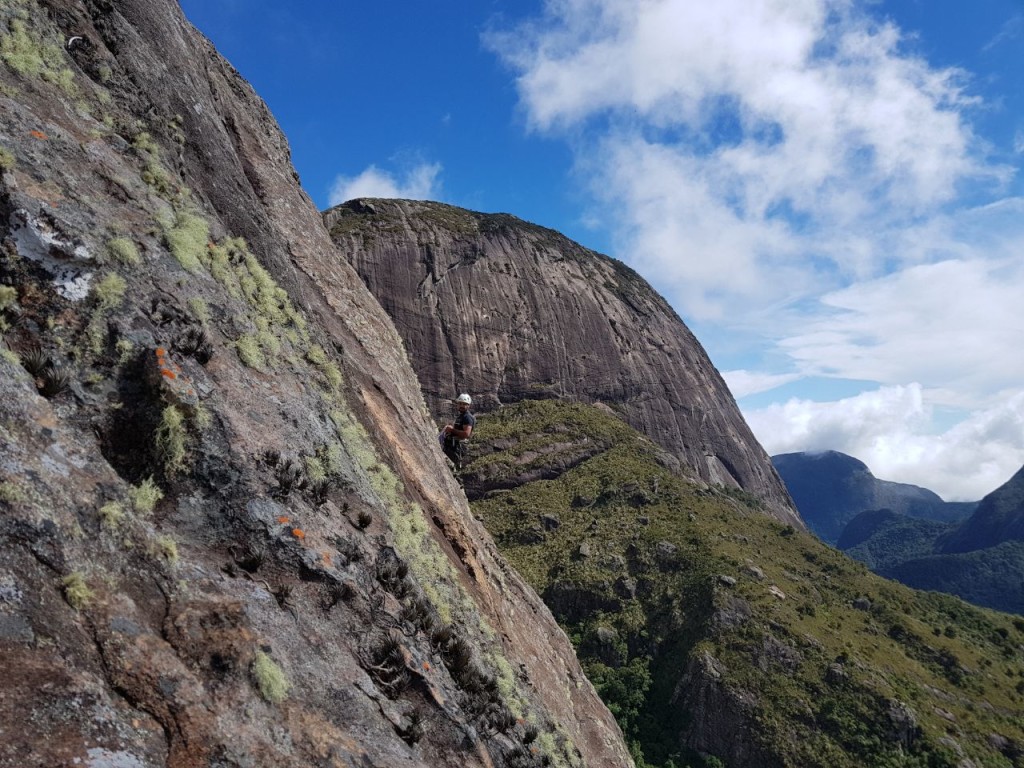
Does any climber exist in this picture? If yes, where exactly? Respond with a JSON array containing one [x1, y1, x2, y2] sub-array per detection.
[[441, 393, 475, 471]]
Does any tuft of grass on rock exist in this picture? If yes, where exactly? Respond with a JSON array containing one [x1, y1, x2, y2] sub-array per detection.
[[235, 334, 264, 369], [0, 9, 76, 94]]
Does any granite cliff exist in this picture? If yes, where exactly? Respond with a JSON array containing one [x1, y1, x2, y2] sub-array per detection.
[[0, 2, 631, 766], [325, 198, 799, 526]]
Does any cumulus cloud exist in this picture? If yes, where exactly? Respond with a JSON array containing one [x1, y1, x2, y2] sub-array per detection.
[[778, 254, 1024, 409], [489, 0, 999, 320], [328, 162, 442, 206], [745, 385, 1024, 501]]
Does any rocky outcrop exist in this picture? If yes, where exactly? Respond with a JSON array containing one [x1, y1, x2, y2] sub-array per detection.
[[326, 198, 800, 525], [0, 2, 631, 767]]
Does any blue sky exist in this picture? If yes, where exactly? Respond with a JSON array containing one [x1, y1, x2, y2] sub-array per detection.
[[180, 0, 1024, 501]]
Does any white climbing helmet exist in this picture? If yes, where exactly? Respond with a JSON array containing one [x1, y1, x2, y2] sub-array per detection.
[[455, 393, 472, 405]]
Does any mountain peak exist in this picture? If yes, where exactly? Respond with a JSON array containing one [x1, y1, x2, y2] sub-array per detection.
[[327, 198, 801, 525]]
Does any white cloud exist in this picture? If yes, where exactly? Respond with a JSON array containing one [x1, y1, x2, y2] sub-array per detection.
[[745, 385, 1024, 501], [328, 162, 442, 206], [490, 0, 1004, 321], [777, 254, 1024, 409], [723, 369, 801, 399]]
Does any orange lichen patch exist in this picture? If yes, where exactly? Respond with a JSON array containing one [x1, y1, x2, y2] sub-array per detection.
[[29, 130, 48, 140], [291, 528, 305, 540], [422, 661, 431, 671], [320, 552, 332, 567], [276, 516, 290, 524], [151, 346, 198, 407]]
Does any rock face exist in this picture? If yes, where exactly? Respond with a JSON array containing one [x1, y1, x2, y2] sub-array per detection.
[[773, 450, 974, 544], [0, 2, 631, 767], [326, 198, 800, 526]]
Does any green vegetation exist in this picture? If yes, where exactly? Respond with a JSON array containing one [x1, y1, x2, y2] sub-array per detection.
[[128, 477, 163, 515], [91, 272, 126, 311], [467, 400, 1024, 768], [252, 650, 289, 704], [83, 273, 127, 354], [0, 284, 17, 311], [106, 237, 141, 266], [155, 405, 188, 475], [0, 480, 29, 505], [0, 2, 76, 94], [0, 146, 14, 170], [61, 572, 92, 610], [187, 296, 211, 326], [98, 500, 125, 530], [152, 535, 178, 565], [235, 333, 265, 369], [161, 209, 209, 273]]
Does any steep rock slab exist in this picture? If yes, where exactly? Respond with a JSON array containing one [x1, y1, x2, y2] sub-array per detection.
[[326, 199, 799, 526], [0, 2, 630, 767]]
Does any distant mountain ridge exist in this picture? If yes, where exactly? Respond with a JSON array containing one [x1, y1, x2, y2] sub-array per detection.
[[834, 465, 1024, 613], [772, 450, 975, 544]]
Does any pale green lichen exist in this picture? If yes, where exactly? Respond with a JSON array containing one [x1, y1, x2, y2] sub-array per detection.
[[0, 146, 14, 171], [304, 455, 327, 483], [187, 296, 211, 326], [1, 7, 76, 94], [152, 535, 178, 565], [0, 480, 29, 505], [128, 477, 163, 516], [161, 209, 209, 274], [0, 285, 17, 311], [252, 651, 289, 704], [92, 272, 126, 311], [62, 572, 92, 610], [235, 334, 264, 369], [106, 237, 140, 266], [155, 405, 187, 475], [98, 500, 125, 530], [115, 338, 134, 365]]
